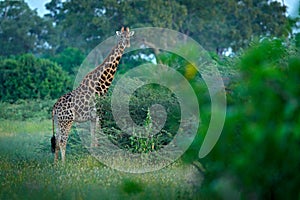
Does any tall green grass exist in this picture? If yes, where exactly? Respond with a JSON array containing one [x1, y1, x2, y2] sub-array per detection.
[[0, 113, 203, 199]]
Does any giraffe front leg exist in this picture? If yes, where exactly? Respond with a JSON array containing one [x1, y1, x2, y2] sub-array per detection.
[[90, 117, 100, 147]]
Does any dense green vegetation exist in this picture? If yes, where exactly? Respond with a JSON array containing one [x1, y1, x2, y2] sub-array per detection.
[[0, 0, 300, 199]]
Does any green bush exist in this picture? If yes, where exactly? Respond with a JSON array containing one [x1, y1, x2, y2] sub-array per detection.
[[0, 54, 72, 102], [202, 38, 300, 198], [97, 82, 181, 153]]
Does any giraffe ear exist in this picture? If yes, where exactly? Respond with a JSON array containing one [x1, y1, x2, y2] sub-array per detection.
[[129, 31, 135, 36], [116, 31, 121, 36]]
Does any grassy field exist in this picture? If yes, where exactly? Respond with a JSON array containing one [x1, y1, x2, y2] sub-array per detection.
[[0, 119, 203, 200]]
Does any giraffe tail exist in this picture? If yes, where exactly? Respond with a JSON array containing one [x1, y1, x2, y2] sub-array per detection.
[[51, 108, 56, 153]]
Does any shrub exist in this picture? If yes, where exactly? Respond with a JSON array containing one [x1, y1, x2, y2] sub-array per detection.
[[97, 81, 181, 154], [0, 54, 72, 102]]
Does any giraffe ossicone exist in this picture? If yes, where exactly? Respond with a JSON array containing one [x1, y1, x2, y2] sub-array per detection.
[[51, 27, 134, 162]]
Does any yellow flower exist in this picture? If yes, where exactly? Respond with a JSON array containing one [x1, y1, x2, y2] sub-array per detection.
[[184, 63, 197, 80]]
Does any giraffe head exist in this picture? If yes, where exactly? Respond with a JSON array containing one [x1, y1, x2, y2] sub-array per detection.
[[116, 27, 134, 48]]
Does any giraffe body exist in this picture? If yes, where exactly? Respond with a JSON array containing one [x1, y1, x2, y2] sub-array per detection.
[[51, 27, 134, 162]]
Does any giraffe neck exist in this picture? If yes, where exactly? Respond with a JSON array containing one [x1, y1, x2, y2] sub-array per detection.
[[79, 42, 126, 96], [103, 42, 125, 65]]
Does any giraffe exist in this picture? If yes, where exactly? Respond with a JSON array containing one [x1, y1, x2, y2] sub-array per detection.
[[51, 27, 134, 162]]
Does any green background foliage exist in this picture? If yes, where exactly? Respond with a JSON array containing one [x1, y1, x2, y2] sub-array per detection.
[[0, 0, 293, 57], [0, 0, 54, 56], [0, 54, 71, 102]]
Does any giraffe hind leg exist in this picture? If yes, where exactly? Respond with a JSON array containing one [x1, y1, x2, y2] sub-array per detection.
[[55, 142, 59, 163], [58, 120, 73, 163]]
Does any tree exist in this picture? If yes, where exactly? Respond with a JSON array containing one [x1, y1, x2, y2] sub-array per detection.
[[178, 0, 291, 52], [46, 47, 84, 75], [45, 0, 187, 53], [44, 0, 291, 53], [0, 0, 53, 57]]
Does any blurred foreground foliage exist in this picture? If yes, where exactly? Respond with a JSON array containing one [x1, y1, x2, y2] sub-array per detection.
[[201, 38, 300, 198]]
